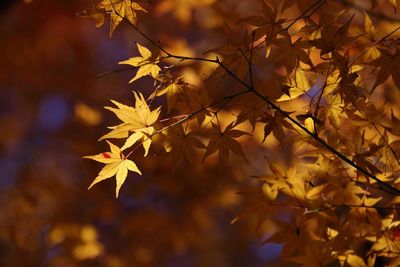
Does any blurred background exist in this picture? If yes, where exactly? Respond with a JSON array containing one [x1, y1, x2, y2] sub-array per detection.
[[0, 0, 284, 266]]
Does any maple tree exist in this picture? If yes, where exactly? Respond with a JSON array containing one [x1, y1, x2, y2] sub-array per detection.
[[15, 0, 397, 265]]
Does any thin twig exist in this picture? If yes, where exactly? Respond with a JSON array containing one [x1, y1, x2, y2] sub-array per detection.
[[249, 31, 255, 90]]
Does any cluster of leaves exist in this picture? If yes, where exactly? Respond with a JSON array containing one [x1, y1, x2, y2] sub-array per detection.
[[82, 0, 400, 265]]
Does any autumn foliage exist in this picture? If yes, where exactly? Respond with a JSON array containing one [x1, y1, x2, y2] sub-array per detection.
[[4, 0, 400, 266], [77, 0, 400, 265]]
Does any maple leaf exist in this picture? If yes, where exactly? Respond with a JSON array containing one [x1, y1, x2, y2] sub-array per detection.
[[207, 30, 252, 80], [266, 216, 321, 258], [361, 13, 381, 61], [203, 121, 249, 164], [372, 48, 400, 90], [336, 72, 362, 106], [97, 0, 146, 36], [276, 68, 310, 102], [321, 94, 344, 128], [164, 124, 206, 167], [332, 50, 351, 79], [101, 91, 160, 156], [310, 16, 357, 56], [262, 160, 313, 202], [371, 215, 400, 256], [337, 130, 384, 175], [230, 185, 280, 229], [152, 71, 184, 112], [85, 141, 141, 198], [119, 43, 161, 83], [180, 88, 211, 125], [271, 36, 313, 73], [256, 74, 287, 101], [235, 95, 267, 131], [325, 178, 365, 206], [238, 0, 285, 42], [261, 110, 293, 142]]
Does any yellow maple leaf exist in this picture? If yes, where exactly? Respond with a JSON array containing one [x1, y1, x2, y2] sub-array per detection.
[[98, 0, 146, 36], [324, 94, 344, 128], [101, 91, 160, 156], [151, 72, 184, 112], [119, 43, 161, 83], [85, 141, 141, 198], [276, 68, 310, 102], [362, 13, 380, 61]]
